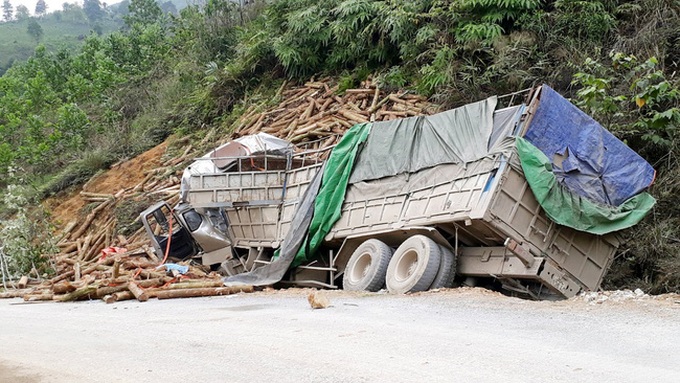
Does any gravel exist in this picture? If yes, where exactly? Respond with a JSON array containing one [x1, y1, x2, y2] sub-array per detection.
[[1, 287, 679, 383]]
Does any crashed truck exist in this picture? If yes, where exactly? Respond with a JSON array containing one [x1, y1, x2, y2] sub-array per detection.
[[140, 85, 656, 299]]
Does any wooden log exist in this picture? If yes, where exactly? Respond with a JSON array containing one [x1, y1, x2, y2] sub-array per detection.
[[55, 286, 97, 302], [17, 275, 29, 289], [77, 235, 91, 262], [128, 282, 149, 302], [53, 281, 78, 294], [109, 291, 134, 303], [136, 277, 170, 288], [50, 270, 75, 284], [346, 102, 367, 115], [80, 191, 115, 199], [305, 81, 325, 89], [368, 95, 391, 114], [160, 280, 224, 290], [345, 88, 375, 94], [96, 285, 128, 298], [74, 263, 81, 282], [70, 199, 112, 240], [57, 221, 78, 244], [0, 289, 33, 299], [388, 94, 410, 105], [338, 110, 368, 123], [155, 285, 254, 300], [112, 258, 121, 279], [24, 292, 54, 302], [58, 243, 78, 254]]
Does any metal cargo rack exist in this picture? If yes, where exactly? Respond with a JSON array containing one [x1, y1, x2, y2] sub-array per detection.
[[185, 138, 335, 249]]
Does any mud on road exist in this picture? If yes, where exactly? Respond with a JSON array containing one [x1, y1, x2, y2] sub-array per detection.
[[2, 287, 679, 383]]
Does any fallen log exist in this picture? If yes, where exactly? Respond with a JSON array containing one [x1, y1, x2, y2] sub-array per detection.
[[128, 281, 149, 302], [155, 285, 254, 299], [17, 276, 29, 289], [55, 286, 97, 302], [24, 292, 54, 302], [0, 289, 33, 299]]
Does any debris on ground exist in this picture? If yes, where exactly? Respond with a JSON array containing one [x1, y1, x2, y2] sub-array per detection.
[[577, 289, 652, 304], [307, 291, 330, 309]]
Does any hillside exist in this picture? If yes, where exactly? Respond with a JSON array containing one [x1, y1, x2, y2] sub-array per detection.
[[0, 17, 123, 75]]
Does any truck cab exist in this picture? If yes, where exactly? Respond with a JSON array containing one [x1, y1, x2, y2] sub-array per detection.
[[140, 201, 232, 265]]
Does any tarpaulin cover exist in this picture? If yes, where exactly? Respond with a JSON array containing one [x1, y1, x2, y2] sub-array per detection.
[[292, 123, 371, 266], [524, 86, 655, 206], [516, 137, 655, 235], [349, 97, 498, 184]]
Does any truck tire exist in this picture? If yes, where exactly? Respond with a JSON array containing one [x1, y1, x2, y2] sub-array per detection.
[[386, 235, 441, 294], [429, 245, 457, 289], [343, 239, 394, 292]]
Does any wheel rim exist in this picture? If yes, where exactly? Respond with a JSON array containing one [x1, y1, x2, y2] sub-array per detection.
[[395, 248, 418, 282], [349, 252, 372, 283]]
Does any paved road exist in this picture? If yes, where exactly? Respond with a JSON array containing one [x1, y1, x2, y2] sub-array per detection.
[[1, 288, 679, 383]]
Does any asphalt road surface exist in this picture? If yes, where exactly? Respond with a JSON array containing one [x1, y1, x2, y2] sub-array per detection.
[[1, 287, 679, 383]]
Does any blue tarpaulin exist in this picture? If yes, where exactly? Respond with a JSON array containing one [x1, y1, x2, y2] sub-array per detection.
[[524, 86, 655, 206]]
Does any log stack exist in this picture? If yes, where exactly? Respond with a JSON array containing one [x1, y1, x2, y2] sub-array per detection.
[[0, 78, 437, 303]]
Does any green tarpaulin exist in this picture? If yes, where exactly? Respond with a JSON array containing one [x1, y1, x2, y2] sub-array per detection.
[[291, 123, 371, 266], [516, 137, 655, 235]]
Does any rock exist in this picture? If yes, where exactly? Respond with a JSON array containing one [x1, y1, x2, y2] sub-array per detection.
[[307, 291, 330, 309]]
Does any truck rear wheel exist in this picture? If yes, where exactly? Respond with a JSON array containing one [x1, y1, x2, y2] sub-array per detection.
[[429, 245, 457, 289], [386, 235, 441, 294], [343, 239, 394, 292]]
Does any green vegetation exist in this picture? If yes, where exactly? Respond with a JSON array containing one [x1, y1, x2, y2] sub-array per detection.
[[0, 7, 124, 75], [0, 0, 679, 292]]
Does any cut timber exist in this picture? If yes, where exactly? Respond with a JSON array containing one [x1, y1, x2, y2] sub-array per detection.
[[155, 285, 254, 299], [110, 291, 134, 303], [55, 286, 96, 302], [17, 276, 29, 289], [24, 292, 54, 302], [52, 281, 78, 294], [96, 285, 128, 298], [0, 289, 32, 299], [128, 281, 149, 302], [158, 280, 224, 290]]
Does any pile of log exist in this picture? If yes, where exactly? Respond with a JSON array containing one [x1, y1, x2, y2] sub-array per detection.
[[231, 78, 437, 149], [0, 78, 437, 303]]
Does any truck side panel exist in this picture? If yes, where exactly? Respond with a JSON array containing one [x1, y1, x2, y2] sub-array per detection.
[[487, 163, 618, 291]]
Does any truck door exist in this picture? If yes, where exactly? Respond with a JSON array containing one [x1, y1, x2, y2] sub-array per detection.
[[140, 202, 197, 261]]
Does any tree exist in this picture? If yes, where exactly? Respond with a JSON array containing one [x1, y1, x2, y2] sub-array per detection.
[[83, 0, 104, 22], [15, 4, 28, 19], [125, 0, 161, 27], [27, 18, 43, 42], [159, 1, 176, 15], [2, 0, 13, 21], [35, 0, 47, 16], [61, 3, 87, 23]]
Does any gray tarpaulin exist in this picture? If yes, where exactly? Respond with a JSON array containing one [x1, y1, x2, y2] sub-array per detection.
[[223, 163, 325, 287], [343, 105, 523, 213], [349, 97, 498, 184]]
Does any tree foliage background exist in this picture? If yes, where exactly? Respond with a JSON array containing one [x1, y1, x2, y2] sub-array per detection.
[[1, 0, 679, 291]]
